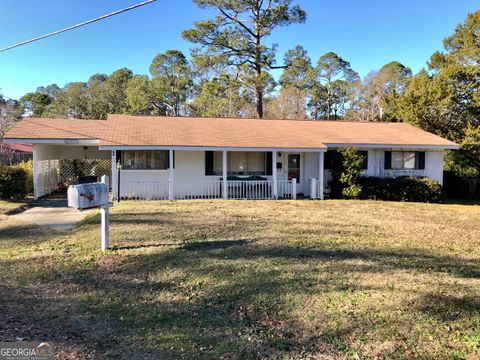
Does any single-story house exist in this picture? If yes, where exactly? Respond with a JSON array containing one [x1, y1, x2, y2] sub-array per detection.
[[4, 114, 459, 200], [0, 142, 33, 165]]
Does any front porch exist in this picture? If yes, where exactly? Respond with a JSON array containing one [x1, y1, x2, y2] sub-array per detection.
[[32, 144, 326, 201]]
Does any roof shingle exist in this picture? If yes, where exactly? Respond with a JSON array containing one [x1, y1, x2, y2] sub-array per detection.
[[4, 114, 459, 150]]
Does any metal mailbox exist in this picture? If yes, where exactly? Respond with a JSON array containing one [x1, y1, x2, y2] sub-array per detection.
[[68, 182, 109, 210]]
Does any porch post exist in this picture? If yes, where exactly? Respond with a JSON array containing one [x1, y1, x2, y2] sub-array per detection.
[[318, 151, 324, 200], [272, 151, 277, 199], [32, 145, 39, 200], [222, 150, 228, 199], [168, 149, 174, 200]]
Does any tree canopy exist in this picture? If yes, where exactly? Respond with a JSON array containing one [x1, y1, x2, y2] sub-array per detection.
[[182, 0, 306, 118]]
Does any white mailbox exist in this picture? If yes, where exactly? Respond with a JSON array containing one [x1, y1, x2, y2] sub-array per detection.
[[68, 182, 109, 210]]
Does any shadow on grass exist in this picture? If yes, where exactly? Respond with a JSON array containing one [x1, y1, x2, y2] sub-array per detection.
[[182, 239, 249, 251], [2, 237, 480, 358], [416, 293, 480, 322]]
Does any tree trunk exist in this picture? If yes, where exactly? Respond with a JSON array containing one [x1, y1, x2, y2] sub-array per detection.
[[256, 89, 263, 118]]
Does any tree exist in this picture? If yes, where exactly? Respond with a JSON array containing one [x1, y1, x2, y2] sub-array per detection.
[[19, 92, 53, 117], [310, 52, 359, 119], [191, 74, 253, 117], [279, 45, 313, 90], [48, 82, 90, 119], [103, 68, 133, 114], [149, 50, 192, 116], [349, 61, 412, 121], [0, 95, 22, 133], [396, 10, 480, 177], [125, 75, 154, 115], [265, 87, 307, 119], [182, 0, 306, 118]]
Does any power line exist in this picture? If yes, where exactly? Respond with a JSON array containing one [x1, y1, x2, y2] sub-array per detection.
[[0, 0, 157, 53]]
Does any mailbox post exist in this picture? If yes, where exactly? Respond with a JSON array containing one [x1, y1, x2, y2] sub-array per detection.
[[68, 175, 113, 251], [100, 175, 111, 251]]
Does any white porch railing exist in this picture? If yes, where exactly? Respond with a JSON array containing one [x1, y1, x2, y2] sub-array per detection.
[[119, 178, 296, 200], [310, 178, 325, 200], [174, 180, 222, 200], [383, 169, 426, 178], [121, 180, 169, 200]]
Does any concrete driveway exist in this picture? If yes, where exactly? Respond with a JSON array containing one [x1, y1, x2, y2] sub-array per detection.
[[10, 200, 94, 231]]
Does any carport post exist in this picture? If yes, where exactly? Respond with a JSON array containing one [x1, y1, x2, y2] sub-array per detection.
[[32, 145, 39, 200]]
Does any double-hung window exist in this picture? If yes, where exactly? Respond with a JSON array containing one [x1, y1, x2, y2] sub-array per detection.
[[385, 151, 425, 170]]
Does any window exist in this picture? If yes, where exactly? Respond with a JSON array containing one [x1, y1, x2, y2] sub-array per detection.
[[121, 150, 168, 170], [385, 151, 425, 170], [206, 151, 268, 175]]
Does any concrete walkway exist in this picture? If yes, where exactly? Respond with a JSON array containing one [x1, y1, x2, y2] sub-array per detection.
[[10, 200, 93, 231]]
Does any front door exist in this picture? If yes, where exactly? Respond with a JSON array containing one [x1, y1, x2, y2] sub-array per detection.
[[288, 154, 302, 193]]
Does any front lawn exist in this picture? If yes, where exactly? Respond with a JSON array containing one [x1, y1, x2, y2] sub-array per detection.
[[1, 200, 479, 359]]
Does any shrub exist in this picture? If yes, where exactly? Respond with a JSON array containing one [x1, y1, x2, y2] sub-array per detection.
[[14, 160, 34, 194], [329, 147, 365, 199], [0, 165, 27, 199], [358, 176, 443, 203]]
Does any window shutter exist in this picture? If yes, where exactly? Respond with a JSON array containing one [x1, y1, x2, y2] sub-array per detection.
[[266, 152, 273, 175], [384, 151, 392, 170], [166, 150, 175, 169], [359, 151, 368, 170], [417, 152, 426, 170], [324, 151, 332, 170], [205, 151, 214, 175]]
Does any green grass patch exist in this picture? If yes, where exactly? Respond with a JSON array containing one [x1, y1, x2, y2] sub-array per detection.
[[0, 200, 479, 358]]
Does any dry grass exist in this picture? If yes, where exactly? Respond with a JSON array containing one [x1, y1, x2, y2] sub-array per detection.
[[1, 200, 480, 359], [0, 200, 29, 215]]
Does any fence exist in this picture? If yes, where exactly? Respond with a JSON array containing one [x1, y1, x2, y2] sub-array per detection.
[[0, 152, 32, 165]]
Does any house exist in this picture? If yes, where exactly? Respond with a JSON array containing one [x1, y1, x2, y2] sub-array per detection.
[[0, 142, 33, 165], [4, 114, 459, 200]]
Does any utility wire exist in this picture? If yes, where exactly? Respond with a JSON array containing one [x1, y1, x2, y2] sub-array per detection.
[[0, 0, 157, 53]]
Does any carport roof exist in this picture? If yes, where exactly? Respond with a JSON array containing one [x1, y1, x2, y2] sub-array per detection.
[[4, 114, 459, 150]]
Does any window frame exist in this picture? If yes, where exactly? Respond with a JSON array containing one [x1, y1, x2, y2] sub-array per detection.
[[121, 150, 169, 170], [206, 151, 269, 176], [386, 151, 425, 170]]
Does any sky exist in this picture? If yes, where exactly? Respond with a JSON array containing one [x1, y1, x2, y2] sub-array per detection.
[[0, 0, 479, 100]]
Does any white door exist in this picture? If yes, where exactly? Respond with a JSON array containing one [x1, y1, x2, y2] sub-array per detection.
[[287, 153, 303, 194]]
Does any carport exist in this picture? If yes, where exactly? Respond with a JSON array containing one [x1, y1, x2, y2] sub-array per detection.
[[32, 142, 111, 199]]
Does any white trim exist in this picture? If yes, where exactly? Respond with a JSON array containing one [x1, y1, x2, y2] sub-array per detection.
[[222, 151, 227, 200], [318, 152, 324, 200], [168, 149, 174, 200], [32, 145, 38, 200], [99, 145, 328, 152], [325, 143, 459, 150], [4, 138, 99, 145], [272, 150, 277, 199]]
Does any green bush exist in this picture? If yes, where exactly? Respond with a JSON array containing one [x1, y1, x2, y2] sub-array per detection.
[[329, 148, 366, 199], [358, 176, 443, 203], [14, 160, 34, 194], [0, 165, 27, 199]]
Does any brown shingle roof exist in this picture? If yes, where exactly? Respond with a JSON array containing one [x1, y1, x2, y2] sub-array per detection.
[[5, 114, 459, 150]]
